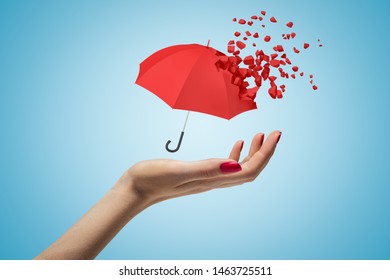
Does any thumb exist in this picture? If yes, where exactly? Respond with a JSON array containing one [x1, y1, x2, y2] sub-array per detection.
[[182, 159, 242, 181]]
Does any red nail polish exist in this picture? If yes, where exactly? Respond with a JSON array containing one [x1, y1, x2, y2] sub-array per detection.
[[276, 132, 282, 143], [220, 162, 242, 173], [240, 141, 244, 152]]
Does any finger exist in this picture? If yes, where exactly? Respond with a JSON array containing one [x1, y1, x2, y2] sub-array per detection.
[[247, 133, 265, 159], [242, 130, 281, 177], [179, 158, 243, 182], [228, 140, 244, 161]]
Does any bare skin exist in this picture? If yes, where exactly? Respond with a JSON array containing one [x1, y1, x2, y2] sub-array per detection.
[[35, 131, 281, 260]]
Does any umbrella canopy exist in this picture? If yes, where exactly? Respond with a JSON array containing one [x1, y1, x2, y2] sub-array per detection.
[[136, 43, 257, 120]]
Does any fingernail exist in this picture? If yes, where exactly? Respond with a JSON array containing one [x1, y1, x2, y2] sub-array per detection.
[[220, 161, 242, 173], [277, 132, 282, 144], [240, 141, 244, 152]]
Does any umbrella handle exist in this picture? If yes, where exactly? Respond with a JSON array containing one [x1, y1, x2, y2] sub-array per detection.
[[165, 131, 185, 153]]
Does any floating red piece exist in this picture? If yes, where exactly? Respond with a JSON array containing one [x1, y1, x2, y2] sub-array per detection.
[[270, 60, 280, 68], [304, 43, 310, 49], [243, 55, 255, 65], [300, 72, 304, 77], [234, 31, 241, 37], [236, 41, 246, 50], [291, 32, 296, 38], [271, 53, 278, 59], [243, 37, 248, 40], [228, 40, 235, 45], [310, 74, 313, 78], [253, 32, 259, 38], [262, 24, 265, 28], [252, 43, 256, 47], [268, 86, 277, 99], [286, 21, 293, 28], [293, 47, 300, 53], [239, 19, 246, 24], [313, 85, 318, 90], [292, 66, 298, 72], [248, 21, 253, 26], [285, 57, 291, 64], [270, 16, 277, 23], [319, 44, 323, 47], [251, 15, 258, 20], [261, 10, 266, 16], [264, 35, 271, 42], [245, 31, 251, 36], [228, 45, 235, 53], [259, 16, 263, 21], [291, 73, 296, 79], [233, 18, 237, 22], [273, 45, 284, 52]]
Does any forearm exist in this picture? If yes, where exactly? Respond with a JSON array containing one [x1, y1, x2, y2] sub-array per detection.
[[35, 181, 149, 260]]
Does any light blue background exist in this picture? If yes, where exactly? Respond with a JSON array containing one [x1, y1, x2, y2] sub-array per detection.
[[0, 0, 389, 259]]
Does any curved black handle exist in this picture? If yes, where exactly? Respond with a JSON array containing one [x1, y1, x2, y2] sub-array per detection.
[[165, 131, 185, 153]]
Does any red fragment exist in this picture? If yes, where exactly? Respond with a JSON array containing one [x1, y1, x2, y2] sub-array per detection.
[[269, 76, 277, 83], [243, 55, 255, 65], [252, 43, 256, 47], [227, 45, 235, 53], [270, 16, 277, 23], [319, 44, 323, 47], [233, 50, 240, 55], [270, 60, 280, 68], [261, 10, 266, 16], [263, 55, 270, 62], [264, 35, 271, 42], [245, 31, 251, 36], [313, 85, 318, 90], [286, 21, 293, 28], [304, 43, 310, 49], [262, 24, 265, 28], [310, 74, 313, 78], [279, 60, 286, 66], [291, 73, 296, 79], [233, 18, 237, 22], [259, 16, 263, 21], [276, 90, 283, 99], [243, 37, 248, 41], [236, 41, 246, 50], [261, 66, 270, 80], [233, 77, 242, 86], [273, 45, 284, 52], [281, 53, 286, 59], [268, 86, 277, 99], [310, 80, 313, 84], [287, 34, 291, 40], [248, 21, 253, 26], [300, 72, 304, 77], [292, 66, 299, 72], [228, 40, 235, 45], [234, 31, 241, 37], [238, 19, 246, 24], [293, 47, 300, 53], [285, 57, 291, 64], [271, 53, 278, 59], [253, 32, 259, 38], [291, 32, 296, 38], [251, 15, 258, 20]]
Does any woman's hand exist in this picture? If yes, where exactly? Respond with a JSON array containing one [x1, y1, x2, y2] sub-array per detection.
[[117, 131, 281, 206], [35, 131, 281, 259]]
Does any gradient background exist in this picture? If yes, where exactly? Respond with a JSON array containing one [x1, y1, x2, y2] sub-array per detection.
[[0, 0, 389, 260]]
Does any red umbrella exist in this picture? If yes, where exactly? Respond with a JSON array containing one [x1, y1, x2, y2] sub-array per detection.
[[135, 42, 257, 152]]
